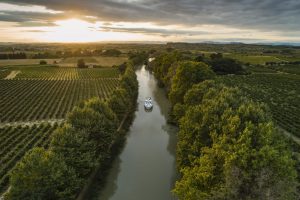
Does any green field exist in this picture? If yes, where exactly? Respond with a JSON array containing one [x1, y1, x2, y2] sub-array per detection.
[[59, 56, 128, 67], [218, 73, 300, 137], [0, 123, 59, 192], [224, 54, 283, 65], [5, 66, 119, 80], [0, 66, 120, 123], [0, 59, 61, 67], [269, 64, 300, 75], [0, 79, 119, 122], [0, 56, 128, 68]]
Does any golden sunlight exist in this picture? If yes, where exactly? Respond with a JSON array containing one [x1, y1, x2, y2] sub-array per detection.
[[39, 18, 149, 42]]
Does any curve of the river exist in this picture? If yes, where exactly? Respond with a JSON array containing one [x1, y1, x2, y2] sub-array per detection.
[[97, 65, 178, 200]]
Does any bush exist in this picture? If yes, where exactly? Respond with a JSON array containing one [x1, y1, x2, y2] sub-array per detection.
[[77, 59, 86, 68], [101, 49, 122, 57], [40, 60, 47, 65], [210, 58, 244, 75]]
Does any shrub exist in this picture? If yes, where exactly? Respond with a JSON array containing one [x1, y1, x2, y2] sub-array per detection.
[[77, 59, 86, 68]]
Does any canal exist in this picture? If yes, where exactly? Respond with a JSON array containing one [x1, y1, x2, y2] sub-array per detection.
[[97, 65, 178, 200]]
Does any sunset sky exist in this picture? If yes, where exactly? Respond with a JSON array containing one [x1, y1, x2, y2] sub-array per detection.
[[0, 0, 300, 43]]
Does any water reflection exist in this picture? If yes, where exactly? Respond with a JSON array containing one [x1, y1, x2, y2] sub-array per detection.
[[96, 65, 178, 200]]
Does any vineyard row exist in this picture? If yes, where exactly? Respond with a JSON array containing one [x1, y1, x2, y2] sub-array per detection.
[[0, 79, 119, 123]]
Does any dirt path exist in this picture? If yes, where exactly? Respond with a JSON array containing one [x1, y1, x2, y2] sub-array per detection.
[[4, 70, 20, 79], [0, 119, 65, 128]]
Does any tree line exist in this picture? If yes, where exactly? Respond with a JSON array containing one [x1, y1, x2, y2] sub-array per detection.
[[0, 49, 124, 60], [150, 51, 298, 199], [0, 53, 27, 60], [4, 62, 138, 200]]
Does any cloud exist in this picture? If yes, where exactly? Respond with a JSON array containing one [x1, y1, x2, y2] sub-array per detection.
[[0, 0, 300, 42], [100, 26, 210, 37], [1, 0, 299, 30], [0, 11, 64, 24]]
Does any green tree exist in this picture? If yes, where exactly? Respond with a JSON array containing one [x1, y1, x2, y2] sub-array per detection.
[[210, 52, 223, 60], [39, 60, 47, 65], [101, 49, 122, 57], [176, 86, 250, 169], [77, 59, 86, 68], [67, 99, 118, 155], [210, 57, 244, 75], [6, 148, 78, 200], [173, 80, 219, 121], [120, 62, 138, 101], [50, 124, 97, 178], [174, 84, 298, 199], [152, 51, 182, 88], [169, 61, 215, 105], [108, 88, 131, 121], [174, 122, 298, 200]]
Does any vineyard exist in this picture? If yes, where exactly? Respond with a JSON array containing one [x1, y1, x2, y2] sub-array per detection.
[[0, 123, 59, 192], [7, 66, 119, 80], [224, 54, 283, 65], [218, 73, 300, 137], [0, 78, 119, 122], [0, 66, 122, 193]]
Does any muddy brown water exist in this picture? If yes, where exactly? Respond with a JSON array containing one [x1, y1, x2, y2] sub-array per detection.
[[96, 65, 178, 200]]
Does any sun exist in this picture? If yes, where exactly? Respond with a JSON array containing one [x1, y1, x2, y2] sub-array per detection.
[[37, 18, 148, 43], [43, 19, 99, 42]]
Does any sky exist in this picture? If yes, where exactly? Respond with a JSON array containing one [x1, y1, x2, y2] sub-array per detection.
[[0, 0, 300, 43]]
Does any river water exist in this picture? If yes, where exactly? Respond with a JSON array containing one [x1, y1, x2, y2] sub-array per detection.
[[97, 65, 178, 200]]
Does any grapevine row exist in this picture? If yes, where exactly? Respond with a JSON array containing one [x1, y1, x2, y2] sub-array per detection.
[[14, 67, 119, 80], [0, 79, 119, 122], [218, 73, 300, 137], [0, 123, 59, 192]]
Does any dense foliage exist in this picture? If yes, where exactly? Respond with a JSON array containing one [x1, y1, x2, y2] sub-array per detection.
[[6, 148, 78, 200], [209, 57, 245, 75], [101, 49, 122, 57], [169, 61, 215, 105], [151, 51, 183, 89], [0, 53, 27, 60], [150, 51, 215, 122], [173, 81, 298, 200], [128, 51, 148, 66]]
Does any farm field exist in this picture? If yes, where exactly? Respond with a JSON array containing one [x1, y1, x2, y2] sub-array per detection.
[[0, 66, 119, 123], [269, 64, 300, 75], [224, 53, 283, 65], [59, 56, 128, 67], [0, 79, 119, 122], [0, 123, 59, 192], [5, 66, 119, 80], [0, 56, 128, 67], [218, 73, 300, 137], [0, 65, 121, 193], [0, 59, 61, 67]]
